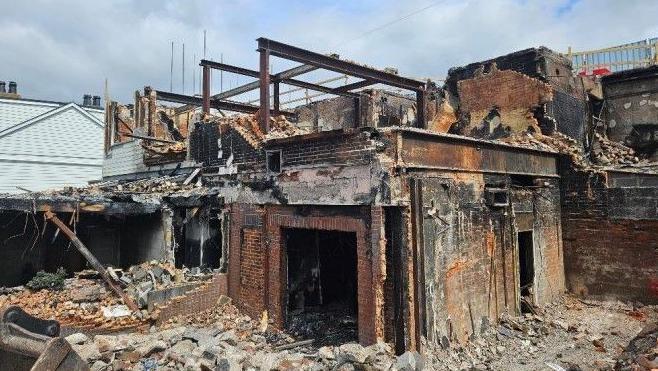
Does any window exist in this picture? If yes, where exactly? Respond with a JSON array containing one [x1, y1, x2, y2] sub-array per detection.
[[266, 150, 282, 174]]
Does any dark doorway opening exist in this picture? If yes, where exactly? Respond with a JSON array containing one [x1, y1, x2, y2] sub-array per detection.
[[285, 228, 358, 346], [174, 208, 222, 270], [518, 231, 535, 313], [384, 207, 406, 355]]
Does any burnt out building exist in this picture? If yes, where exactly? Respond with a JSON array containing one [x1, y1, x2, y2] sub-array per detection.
[[445, 47, 595, 147], [7, 37, 656, 353]]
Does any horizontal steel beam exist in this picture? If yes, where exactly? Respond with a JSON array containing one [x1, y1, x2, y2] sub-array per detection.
[[257, 37, 426, 91], [154, 90, 295, 117], [214, 64, 318, 100], [334, 79, 376, 92], [199, 60, 358, 98]]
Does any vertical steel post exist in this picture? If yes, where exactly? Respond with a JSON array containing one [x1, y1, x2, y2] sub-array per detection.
[[273, 81, 280, 115], [259, 48, 271, 133], [202, 65, 210, 115], [416, 90, 426, 129]]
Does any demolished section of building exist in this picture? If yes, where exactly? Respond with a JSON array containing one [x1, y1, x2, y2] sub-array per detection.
[[0, 37, 655, 361]]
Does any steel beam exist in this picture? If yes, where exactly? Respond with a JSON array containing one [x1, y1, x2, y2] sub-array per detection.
[[202, 65, 210, 114], [273, 82, 280, 114], [416, 90, 427, 129], [154, 90, 294, 117], [259, 48, 271, 133], [257, 38, 426, 91], [335, 79, 376, 92], [200, 60, 359, 98], [215, 64, 318, 100]]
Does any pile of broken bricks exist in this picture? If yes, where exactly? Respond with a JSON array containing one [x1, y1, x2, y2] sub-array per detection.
[[0, 261, 213, 334], [64, 296, 424, 371]]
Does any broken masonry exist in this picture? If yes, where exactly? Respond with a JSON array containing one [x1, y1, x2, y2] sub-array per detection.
[[0, 37, 655, 355]]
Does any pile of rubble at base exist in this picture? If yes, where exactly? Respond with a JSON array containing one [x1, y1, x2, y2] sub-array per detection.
[[0, 262, 213, 333], [615, 323, 658, 370], [0, 277, 145, 332], [423, 296, 657, 371], [67, 296, 424, 371]]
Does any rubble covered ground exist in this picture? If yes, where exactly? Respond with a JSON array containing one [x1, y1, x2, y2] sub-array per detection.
[[0, 251, 655, 371]]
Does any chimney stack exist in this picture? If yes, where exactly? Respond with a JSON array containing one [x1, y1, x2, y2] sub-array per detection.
[[8, 82, 17, 94], [92, 95, 101, 107], [83, 94, 92, 106], [0, 82, 5, 93]]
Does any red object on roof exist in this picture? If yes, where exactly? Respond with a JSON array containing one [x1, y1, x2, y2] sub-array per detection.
[[578, 67, 612, 76]]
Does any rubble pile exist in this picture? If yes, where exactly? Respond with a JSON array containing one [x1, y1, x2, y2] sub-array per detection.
[[592, 132, 642, 166], [615, 323, 658, 370], [215, 113, 310, 148], [0, 278, 145, 332], [114, 261, 212, 309], [423, 296, 657, 371], [68, 296, 421, 371]]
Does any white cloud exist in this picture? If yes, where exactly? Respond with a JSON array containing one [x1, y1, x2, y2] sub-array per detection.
[[0, 0, 655, 103]]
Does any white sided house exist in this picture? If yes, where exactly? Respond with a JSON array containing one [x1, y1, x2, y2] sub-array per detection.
[[0, 93, 104, 194]]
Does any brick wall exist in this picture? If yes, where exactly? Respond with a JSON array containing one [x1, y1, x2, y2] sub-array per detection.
[[226, 204, 382, 346], [560, 159, 658, 304], [154, 273, 228, 325]]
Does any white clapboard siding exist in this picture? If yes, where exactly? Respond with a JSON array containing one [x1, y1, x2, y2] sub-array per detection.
[[0, 100, 104, 194], [0, 99, 59, 132]]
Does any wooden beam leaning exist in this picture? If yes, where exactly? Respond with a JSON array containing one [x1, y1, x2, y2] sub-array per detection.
[[44, 210, 139, 312]]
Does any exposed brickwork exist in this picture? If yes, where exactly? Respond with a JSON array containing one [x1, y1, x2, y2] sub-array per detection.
[[155, 273, 228, 325], [226, 204, 382, 346], [560, 160, 658, 304], [458, 67, 553, 113], [239, 227, 266, 319]]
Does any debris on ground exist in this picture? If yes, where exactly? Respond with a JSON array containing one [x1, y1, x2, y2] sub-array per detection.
[[615, 323, 658, 371], [422, 296, 658, 370]]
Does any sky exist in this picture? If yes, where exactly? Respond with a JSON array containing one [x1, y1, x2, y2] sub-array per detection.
[[0, 0, 656, 104]]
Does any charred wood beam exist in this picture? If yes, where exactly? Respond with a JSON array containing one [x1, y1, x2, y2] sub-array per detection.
[[257, 37, 426, 92], [200, 59, 359, 98], [44, 211, 139, 312], [154, 90, 295, 117]]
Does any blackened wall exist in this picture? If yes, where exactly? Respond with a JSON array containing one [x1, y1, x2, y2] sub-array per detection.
[[560, 160, 658, 304]]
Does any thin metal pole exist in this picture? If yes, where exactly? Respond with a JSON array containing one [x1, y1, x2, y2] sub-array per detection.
[[182, 43, 185, 94], [170, 41, 174, 92]]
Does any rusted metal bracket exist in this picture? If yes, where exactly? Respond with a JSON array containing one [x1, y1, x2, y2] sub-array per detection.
[[43, 211, 139, 312]]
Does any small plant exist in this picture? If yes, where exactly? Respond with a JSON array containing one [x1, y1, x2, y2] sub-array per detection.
[[26, 267, 67, 290]]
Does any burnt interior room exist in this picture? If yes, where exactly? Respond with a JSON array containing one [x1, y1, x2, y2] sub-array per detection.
[[518, 230, 535, 312], [0, 210, 166, 286], [173, 208, 222, 269], [284, 228, 358, 345]]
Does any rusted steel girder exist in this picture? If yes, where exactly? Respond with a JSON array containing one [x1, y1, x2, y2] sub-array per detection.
[[44, 211, 139, 312], [257, 37, 426, 92], [259, 48, 271, 133], [155, 90, 295, 117], [202, 65, 210, 114], [199, 59, 359, 98]]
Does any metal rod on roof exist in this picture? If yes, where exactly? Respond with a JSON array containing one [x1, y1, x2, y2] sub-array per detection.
[[182, 43, 185, 94], [170, 41, 174, 92]]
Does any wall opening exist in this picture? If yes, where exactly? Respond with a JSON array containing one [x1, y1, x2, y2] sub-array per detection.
[[384, 207, 406, 355], [284, 228, 358, 346], [175, 208, 222, 270], [518, 230, 535, 313], [266, 150, 282, 174]]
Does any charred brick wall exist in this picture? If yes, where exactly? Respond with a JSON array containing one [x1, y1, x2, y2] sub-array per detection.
[[190, 122, 264, 171], [226, 204, 383, 345], [266, 130, 375, 168], [446, 47, 588, 143], [560, 161, 658, 304]]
